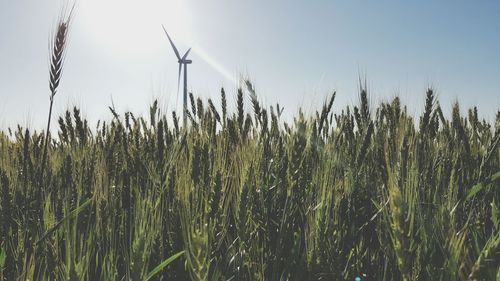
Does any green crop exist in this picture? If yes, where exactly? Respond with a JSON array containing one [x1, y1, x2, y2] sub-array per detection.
[[0, 86, 498, 280]]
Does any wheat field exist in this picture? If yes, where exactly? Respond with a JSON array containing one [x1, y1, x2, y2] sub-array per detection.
[[1, 85, 499, 280], [0, 7, 499, 281]]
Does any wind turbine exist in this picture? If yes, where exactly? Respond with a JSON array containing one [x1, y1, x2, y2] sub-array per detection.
[[162, 25, 192, 127]]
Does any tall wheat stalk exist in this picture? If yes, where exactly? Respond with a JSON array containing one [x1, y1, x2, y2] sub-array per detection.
[[40, 6, 74, 183]]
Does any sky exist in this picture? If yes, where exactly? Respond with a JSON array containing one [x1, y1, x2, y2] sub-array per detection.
[[0, 0, 499, 130]]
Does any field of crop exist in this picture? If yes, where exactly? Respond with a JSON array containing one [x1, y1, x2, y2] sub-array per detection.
[[1, 7, 499, 281], [0, 84, 499, 280]]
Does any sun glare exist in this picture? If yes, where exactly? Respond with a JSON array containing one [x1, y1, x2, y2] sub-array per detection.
[[80, 0, 194, 58]]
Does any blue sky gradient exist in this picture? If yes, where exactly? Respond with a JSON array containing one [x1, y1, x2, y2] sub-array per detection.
[[0, 0, 498, 129]]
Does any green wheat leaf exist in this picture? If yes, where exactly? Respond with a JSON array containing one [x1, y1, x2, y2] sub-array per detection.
[[0, 246, 6, 269], [466, 171, 500, 201], [144, 250, 185, 281]]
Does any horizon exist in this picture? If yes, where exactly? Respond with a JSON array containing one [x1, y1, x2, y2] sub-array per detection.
[[0, 0, 499, 130]]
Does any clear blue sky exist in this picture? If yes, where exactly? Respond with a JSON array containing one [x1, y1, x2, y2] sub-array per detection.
[[1, 0, 499, 129]]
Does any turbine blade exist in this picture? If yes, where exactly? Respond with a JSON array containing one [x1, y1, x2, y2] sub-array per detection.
[[182, 48, 192, 60], [162, 25, 181, 60]]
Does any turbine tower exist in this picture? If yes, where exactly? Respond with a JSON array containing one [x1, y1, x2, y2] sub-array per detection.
[[162, 25, 192, 127]]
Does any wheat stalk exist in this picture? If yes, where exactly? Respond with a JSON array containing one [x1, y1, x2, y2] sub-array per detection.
[[468, 232, 500, 280], [41, 5, 74, 186]]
